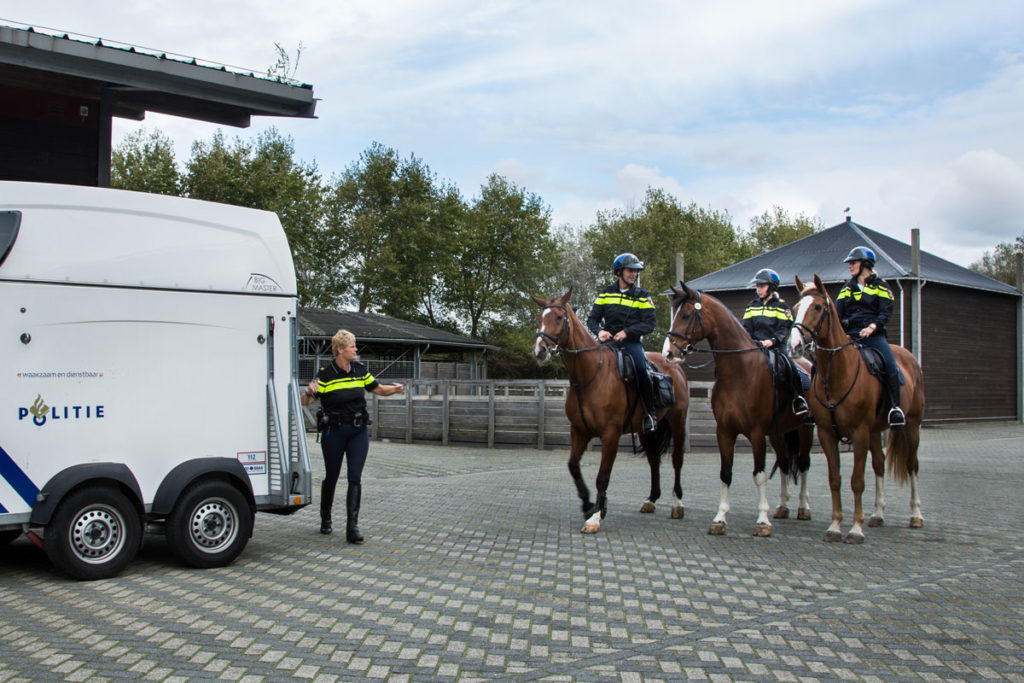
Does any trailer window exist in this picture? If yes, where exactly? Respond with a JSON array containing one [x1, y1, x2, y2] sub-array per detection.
[[0, 211, 19, 267]]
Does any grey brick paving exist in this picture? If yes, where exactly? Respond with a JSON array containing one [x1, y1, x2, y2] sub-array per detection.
[[2, 422, 1023, 681]]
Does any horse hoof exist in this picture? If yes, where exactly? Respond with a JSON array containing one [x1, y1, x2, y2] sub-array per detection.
[[909, 517, 924, 529], [797, 508, 812, 521], [844, 532, 865, 545], [639, 501, 656, 514], [823, 530, 842, 542], [867, 516, 884, 528], [581, 523, 600, 534], [773, 506, 790, 519], [708, 521, 727, 535], [670, 506, 685, 520], [753, 523, 772, 537]]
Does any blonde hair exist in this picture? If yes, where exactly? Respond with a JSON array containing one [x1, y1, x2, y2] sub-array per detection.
[[331, 329, 356, 355]]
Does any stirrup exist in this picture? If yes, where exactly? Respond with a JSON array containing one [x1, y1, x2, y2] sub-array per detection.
[[643, 413, 657, 433], [792, 397, 809, 416], [887, 407, 906, 427]]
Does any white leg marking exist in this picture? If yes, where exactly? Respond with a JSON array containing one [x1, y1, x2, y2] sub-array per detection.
[[873, 474, 886, 520], [754, 470, 770, 526], [713, 481, 731, 524]]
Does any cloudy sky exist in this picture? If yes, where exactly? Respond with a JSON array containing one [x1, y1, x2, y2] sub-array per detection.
[[9, 1, 1024, 267]]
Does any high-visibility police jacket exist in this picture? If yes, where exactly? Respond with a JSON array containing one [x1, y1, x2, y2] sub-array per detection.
[[742, 294, 794, 347], [586, 283, 657, 343], [315, 360, 380, 419], [836, 274, 895, 336]]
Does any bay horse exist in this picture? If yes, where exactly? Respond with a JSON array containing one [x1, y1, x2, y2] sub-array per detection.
[[532, 288, 689, 534], [664, 282, 814, 537], [788, 274, 925, 543]]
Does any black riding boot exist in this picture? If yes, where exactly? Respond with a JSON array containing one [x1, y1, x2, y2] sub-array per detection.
[[346, 483, 364, 544], [640, 378, 657, 433], [886, 373, 906, 427], [319, 480, 336, 535]]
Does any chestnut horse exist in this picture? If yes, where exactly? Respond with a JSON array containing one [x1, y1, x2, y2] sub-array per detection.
[[664, 282, 814, 537], [532, 289, 689, 534], [788, 274, 925, 543]]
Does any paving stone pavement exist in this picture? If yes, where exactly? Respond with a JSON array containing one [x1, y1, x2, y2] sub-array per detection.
[[2, 422, 1023, 682]]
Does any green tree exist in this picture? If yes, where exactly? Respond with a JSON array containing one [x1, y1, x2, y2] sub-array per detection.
[[585, 188, 741, 348], [183, 129, 330, 306], [738, 205, 822, 259], [326, 142, 454, 318], [442, 174, 556, 339], [970, 234, 1024, 286], [110, 129, 180, 195]]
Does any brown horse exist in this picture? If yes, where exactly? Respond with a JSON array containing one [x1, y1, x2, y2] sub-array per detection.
[[664, 282, 814, 537], [532, 289, 689, 534], [788, 274, 925, 543]]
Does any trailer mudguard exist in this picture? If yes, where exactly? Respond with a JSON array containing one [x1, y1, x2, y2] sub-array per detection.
[[29, 463, 144, 526], [150, 458, 255, 517]]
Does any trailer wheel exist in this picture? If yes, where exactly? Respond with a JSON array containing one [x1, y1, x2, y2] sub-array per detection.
[[166, 481, 253, 569], [44, 486, 142, 580]]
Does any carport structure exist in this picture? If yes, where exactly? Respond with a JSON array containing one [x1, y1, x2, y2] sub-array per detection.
[[0, 21, 316, 187]]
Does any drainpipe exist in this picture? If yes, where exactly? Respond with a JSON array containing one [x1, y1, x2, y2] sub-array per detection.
[[1016, 252, 1023, 424], [911, 229, 922, 363]]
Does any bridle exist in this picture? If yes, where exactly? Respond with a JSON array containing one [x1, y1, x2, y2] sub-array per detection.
[[535, 303, 605, 357], [666, 288, 760, 368]]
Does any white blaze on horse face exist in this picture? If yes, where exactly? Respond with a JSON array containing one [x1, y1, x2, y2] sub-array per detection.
[[533, 307, 556, 363], [663, 303, 679, 356], [789, 297, 811, 354]]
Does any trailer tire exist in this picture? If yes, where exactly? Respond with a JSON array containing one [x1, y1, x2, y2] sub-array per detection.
[[166, 481, 253, 569], [44, 486, 142, 580]]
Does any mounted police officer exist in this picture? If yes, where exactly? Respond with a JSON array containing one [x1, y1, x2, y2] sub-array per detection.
[[836, 246, 906, 426], [742, 268, 810, 417], [587, 253, 658, 432]]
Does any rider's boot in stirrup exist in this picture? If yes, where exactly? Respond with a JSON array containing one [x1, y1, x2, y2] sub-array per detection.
[[886, 374, 906, 427]]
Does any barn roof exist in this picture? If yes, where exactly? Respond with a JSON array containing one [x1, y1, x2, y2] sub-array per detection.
[[683, 218, 1020, 296], [299, 307, 496, 351]]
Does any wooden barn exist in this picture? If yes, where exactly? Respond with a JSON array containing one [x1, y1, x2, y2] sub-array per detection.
[[679, 217, 1023, 423]]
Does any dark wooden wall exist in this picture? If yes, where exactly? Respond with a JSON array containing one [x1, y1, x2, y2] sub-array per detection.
[[919, 283, 1018, 421], [0, 85, 102, 186]]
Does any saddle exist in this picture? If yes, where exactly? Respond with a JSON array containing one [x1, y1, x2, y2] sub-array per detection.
[[761, 348, 805, 395], [854, 342, 905, 385], [613, 348, 675, 409]]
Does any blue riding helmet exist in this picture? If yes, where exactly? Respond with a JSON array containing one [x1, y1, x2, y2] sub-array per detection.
[[612, 253, 645, 275], [844, 246, 876, 269], [750, 268, 781, 289]]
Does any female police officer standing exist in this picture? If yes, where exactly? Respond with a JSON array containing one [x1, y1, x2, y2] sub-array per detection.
[[301, 329, 404, 542]]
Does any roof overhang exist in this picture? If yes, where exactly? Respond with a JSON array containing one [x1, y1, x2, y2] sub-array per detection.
[[0, 24, 317, 127]]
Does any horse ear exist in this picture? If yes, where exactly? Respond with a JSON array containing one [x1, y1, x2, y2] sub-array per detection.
[[556, 288, 572, 305], [531, 295, 548, 307], [794, 274, 805, 292], [813, 273, 826, 293]]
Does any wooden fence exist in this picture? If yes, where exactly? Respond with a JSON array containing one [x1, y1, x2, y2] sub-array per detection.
[[304, 379, 747, 452]]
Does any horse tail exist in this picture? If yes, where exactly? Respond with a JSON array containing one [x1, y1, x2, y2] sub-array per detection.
[[886, 426, 911, 486], [641, 417, 673, 460], [770, 429, 802, 484]]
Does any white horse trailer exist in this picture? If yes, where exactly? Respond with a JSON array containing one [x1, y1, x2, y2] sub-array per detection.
[[0, 181, 312, 579]]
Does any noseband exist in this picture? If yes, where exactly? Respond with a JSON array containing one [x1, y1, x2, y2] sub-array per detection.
[[665, 290, 705, 357]]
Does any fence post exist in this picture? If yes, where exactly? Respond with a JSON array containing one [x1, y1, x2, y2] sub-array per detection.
[[537, 380, 546, 449], [442, 379, 450, 446], [405, 382, 413, 444], [487, 380, 495, 448], [370, 393, 379, 440]]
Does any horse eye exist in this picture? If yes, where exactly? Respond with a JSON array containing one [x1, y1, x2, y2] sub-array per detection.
[[814, 304, 822, 311]]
